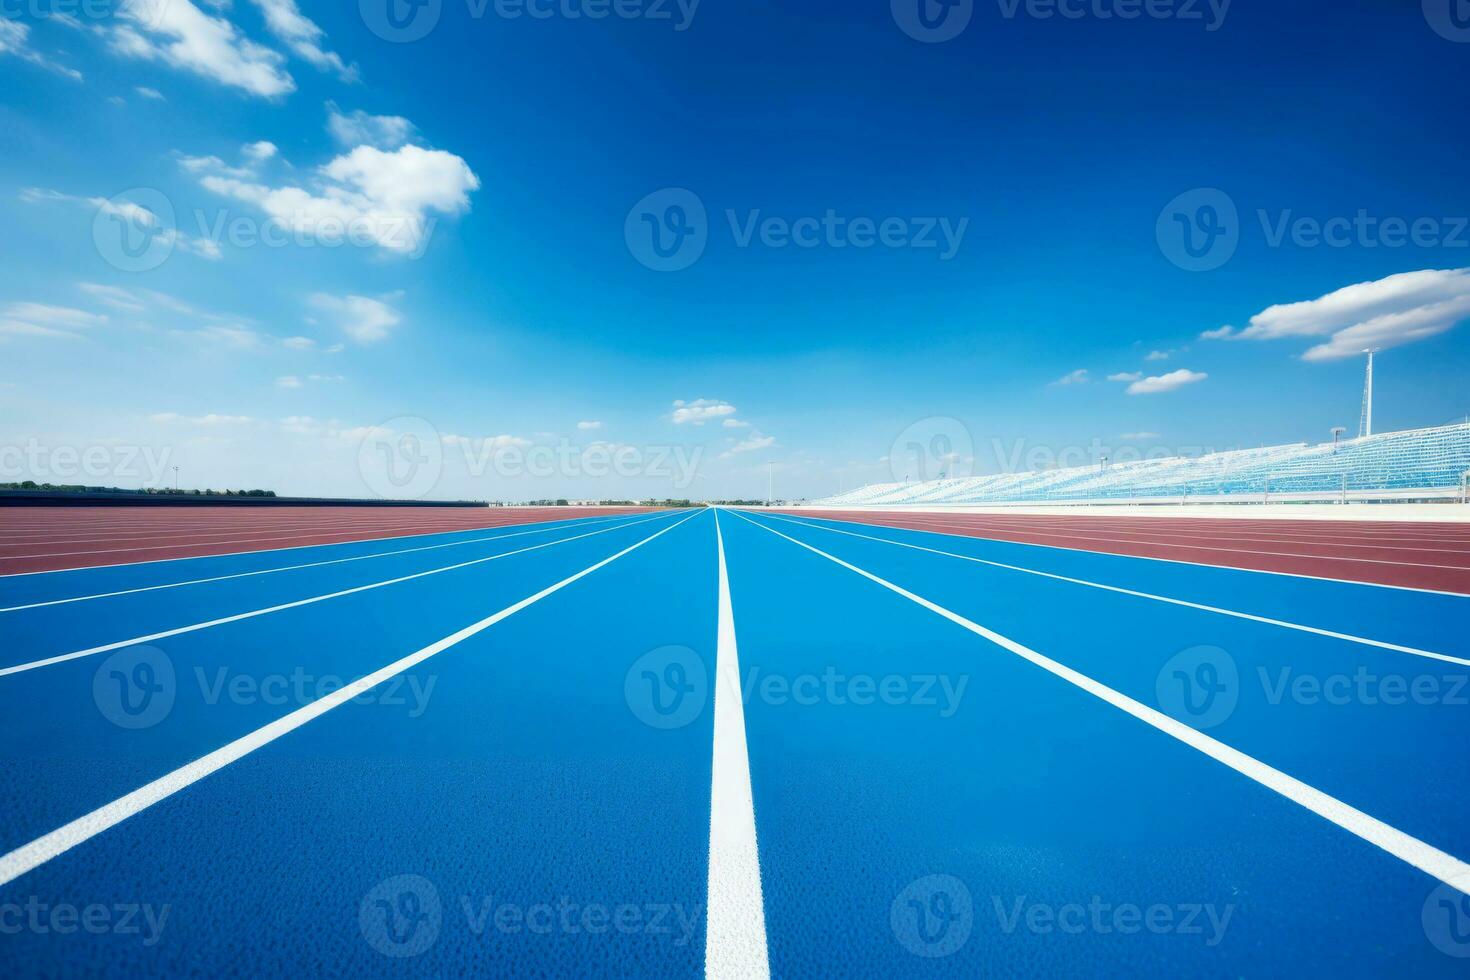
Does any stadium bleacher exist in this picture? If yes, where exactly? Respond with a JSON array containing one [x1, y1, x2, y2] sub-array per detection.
[[814, 421, 1470, 507]]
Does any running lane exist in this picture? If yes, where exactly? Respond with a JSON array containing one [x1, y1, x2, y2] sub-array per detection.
[[0, 508, 715, 975], [719, 508, 1465, 975], [0, 506, 658, 575], [782, 508, 1470, 592], [0, 511, 694, 857]]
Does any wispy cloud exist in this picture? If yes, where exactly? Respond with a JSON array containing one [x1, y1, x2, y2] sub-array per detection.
[[1050, 368, 1089, 386], [248, 0, 357, 81], [672, 399, 737, 424], [0, 20, 83, 80], [1126, 369, 1207, 395], [309, 292, 403, 343], [109, 0, 295, 99], [1226, 268, 1470, 361]]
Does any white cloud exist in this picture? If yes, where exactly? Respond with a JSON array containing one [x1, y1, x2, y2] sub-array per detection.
[[0, 19, 83, 80], [672, 399, 737, 424], [282, 335, 315, 350], [77, 283, 195, 315], [721, 432, 777, 457], [135, 85, 165, 100], [194, 143, 479, 255], [0, 319, 79, 339], [1120, 431, 1161, 440], [150, 412, 253, 425], [309, 292, 402, 343], [308, 373, 344, 382], [276, 375, 302, 388], [242, 140, 278, 162], [1107, 371, 1142, 382], [1050, 368, 1089, 386], [722, 418, 750, 428], [1, 303, 106, 329], [194, 325, 263, 349], [1236, 268, 1470, 362], [1144, 350, 1170, 361], [1199, 325, 1235, 340], [326, 103, 415, 149], [79, 283, 146, 314], [440, 433, 532, 451], [110, 0, 295, 99], [247, 0, 357, 81], [23, 188, 221, 261], [1126, 369, 1207, 395], [576, 420, 604, 431]]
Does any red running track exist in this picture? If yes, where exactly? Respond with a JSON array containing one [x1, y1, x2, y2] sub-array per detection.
[[0, 506, 659, 575], [777, 509, 1470, 593]]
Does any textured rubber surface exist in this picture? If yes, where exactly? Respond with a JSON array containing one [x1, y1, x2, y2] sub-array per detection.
[[0, 507, 1465, 975], [0, 506, 657, 575], [779, 508, 1470, 593]]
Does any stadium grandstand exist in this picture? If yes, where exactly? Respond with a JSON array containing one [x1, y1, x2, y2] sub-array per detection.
[[812, 421, 1470, 508]]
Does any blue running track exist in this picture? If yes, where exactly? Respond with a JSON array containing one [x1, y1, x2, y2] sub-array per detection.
[[1, 507, 1467, 976]]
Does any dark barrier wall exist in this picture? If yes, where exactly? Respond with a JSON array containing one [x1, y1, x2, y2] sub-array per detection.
[[0, 491, 487, 508]]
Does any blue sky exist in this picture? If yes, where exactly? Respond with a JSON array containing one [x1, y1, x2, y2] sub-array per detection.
[[1, 0, 1468, 501]]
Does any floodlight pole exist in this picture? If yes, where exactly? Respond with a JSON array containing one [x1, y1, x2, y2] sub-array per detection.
[[1358, 348, 1379, 438]]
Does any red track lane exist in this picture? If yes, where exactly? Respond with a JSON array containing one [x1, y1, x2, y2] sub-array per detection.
[[0, 507, 658, 575], [778, 509, 1470, 593]]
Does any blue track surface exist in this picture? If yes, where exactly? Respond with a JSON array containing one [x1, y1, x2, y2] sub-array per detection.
[[1, 507, 1467, 976]]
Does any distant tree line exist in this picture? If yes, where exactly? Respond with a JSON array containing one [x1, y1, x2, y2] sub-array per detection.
[[1, 482, 277, 497]]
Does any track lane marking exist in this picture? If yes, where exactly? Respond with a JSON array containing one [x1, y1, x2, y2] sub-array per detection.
[[751, 512, 1469, 667], [727, 510, 1470, 896], [0, 511, 684, 677], [0, 511, 659, 579], [0, 512, 645, 614], [706, 511, 771, 980], [789, 515, 1470, 572], [0, 510, 702, 888], [778, 512, 1469, 597]]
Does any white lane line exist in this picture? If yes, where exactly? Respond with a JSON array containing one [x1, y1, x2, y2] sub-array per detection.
[[0, 510, 701, 888], [0, 513, 643, 614], [777, 512, 1468, 598], [727, 510, 1470, 897], [706, 511, 771, 980], [753, 513, 1470, 667], [0, 511, 653, 580], [810, 515, 1470, 572], [0, 511, 683, 678]]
